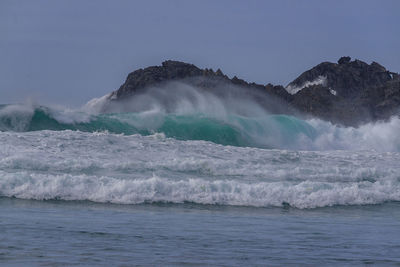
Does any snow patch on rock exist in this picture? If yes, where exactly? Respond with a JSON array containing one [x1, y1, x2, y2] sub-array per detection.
[[286, 76, 327, 95]]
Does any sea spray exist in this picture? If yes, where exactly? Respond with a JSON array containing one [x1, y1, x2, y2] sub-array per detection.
[[1, 103, 400, 151], [1, 130, 400, 208]]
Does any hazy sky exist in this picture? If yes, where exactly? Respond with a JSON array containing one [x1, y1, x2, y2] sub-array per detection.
[[1, 0, 399, 106]]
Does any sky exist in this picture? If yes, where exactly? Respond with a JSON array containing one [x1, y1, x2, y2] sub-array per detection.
[[1, 0, 399, 106]]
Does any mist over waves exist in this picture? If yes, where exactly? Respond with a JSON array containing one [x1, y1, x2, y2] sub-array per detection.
[[2, 81, 400, 151]]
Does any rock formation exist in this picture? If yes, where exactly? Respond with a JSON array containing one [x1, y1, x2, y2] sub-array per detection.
[[108, 57, 400, 126], [287, 57, 400, 125]]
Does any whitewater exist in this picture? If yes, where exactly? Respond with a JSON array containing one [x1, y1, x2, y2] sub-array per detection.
[[1, 100, 400, 209], [1, 87, 400, 265]]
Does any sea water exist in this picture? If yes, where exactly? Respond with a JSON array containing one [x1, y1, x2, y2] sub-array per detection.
[[1, 102, 400, 265]]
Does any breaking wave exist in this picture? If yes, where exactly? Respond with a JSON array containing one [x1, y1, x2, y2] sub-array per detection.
[[0, 104, 315, 148], [1, 172, 399, 209], [1, 103, 400, 151], [1, 121, 400, 209]]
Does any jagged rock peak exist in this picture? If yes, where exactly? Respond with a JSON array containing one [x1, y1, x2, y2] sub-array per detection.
[[111, 60, 280, 99], [107, 57, 400, 127], [338, 56, 351, 64], [286, 57, 392, 97], [113, 60, 204, 98], [161, 60, 199, 69]]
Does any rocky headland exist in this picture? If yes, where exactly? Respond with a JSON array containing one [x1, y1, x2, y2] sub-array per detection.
[[107, 57, 400, 126]]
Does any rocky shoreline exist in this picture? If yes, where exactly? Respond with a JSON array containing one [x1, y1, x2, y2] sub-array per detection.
[[107, 57, 400, 126]]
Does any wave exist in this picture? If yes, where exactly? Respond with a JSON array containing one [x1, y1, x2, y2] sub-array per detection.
[[0, 104, 316, 148], [1, 172, 399, 209], [1, 125, 400, 209], [1, 103, 400, 151]]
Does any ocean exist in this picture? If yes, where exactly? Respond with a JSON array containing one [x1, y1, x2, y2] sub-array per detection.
[[1, 102, 400, 265]]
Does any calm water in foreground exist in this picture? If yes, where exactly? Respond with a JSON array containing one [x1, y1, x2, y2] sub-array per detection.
[[1, 198, 400, 266]]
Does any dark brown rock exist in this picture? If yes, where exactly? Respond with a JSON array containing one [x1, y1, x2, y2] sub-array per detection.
[[338, 56, 351, 64], [107, 58, 400, 126], [287, 58, 399, 125]]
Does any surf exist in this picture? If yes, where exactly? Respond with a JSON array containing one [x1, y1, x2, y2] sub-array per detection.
[[1, 129, 400, 209], [0, 104, 317, 148], [1, 100, 400, 151]]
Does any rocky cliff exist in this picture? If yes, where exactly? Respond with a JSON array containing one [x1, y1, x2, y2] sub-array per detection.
[[108, 57, 400, 126]]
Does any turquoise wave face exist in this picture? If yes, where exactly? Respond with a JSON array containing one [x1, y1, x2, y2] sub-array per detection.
[[0, 105, 317, 148]]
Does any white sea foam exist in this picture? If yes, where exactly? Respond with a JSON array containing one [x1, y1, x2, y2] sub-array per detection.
[[1, 172, 399, 209], [1, 130, 399, 208], [307, 116, 400, 151], [1, 87, 400, 209]]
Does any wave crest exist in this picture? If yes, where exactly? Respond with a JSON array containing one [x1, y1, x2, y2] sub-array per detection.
[[1, 172, 399, 209], [1, 103, 400, 151]]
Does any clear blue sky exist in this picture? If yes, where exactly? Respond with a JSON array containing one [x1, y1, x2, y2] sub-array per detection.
[[1, 0, 399, 106]]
